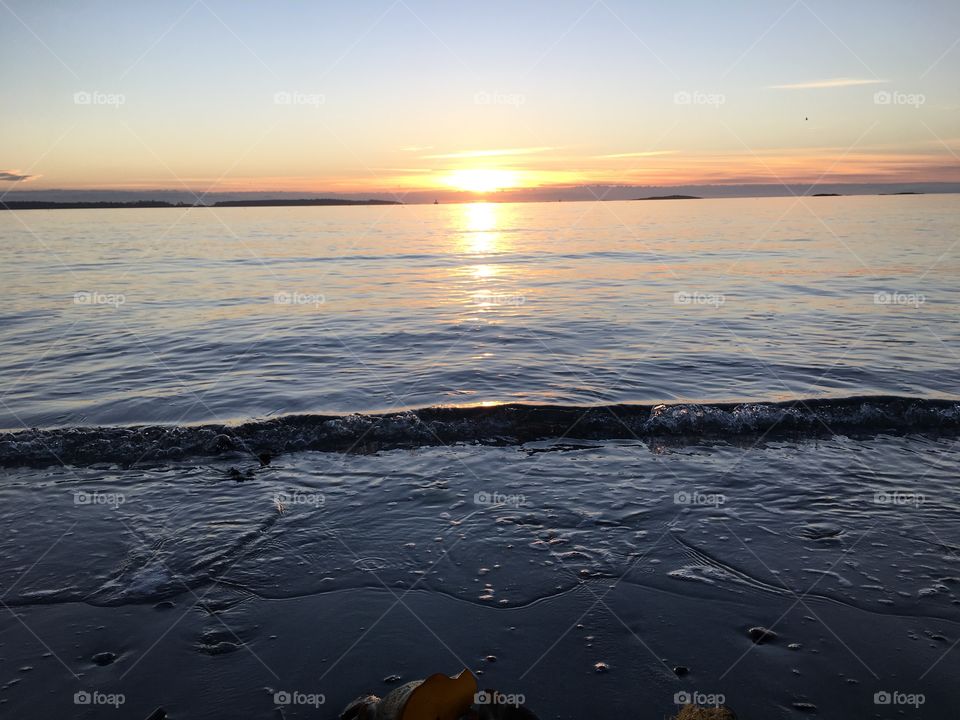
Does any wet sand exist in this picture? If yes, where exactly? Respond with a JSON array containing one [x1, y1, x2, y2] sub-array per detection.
[[2, 578, 955, 718]]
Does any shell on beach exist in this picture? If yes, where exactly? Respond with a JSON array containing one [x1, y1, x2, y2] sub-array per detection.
[[339, 669, 540, 720], [340, 670, 475, 720]]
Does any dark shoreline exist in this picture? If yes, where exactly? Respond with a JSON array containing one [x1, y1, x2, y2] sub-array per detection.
[[633, 194, 702, 200], [0, 198, 402, 210]]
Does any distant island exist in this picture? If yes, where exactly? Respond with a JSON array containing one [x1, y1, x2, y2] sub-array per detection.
[[811, 193, 842, 197], [0, 198, 402, 211], [878, 191, 925, 195], [213, 198, 401, 207], [634, 194, 701, 200], [0, 200, 199, 210]]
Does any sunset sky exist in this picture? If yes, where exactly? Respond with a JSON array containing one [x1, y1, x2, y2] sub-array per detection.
[[2, 0, 959, 196]]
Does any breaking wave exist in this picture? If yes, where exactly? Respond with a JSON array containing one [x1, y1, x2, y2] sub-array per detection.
[[2, 395, 958, 467]]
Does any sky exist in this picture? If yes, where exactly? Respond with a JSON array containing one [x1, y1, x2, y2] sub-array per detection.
[[2, 0, 959, 198]]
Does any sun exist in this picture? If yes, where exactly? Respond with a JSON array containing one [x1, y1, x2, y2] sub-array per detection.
[[443, 168, 520, 194]]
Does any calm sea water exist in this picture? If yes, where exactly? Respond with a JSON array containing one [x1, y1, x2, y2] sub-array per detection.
[[1, 195, 957, 431], [2, 196, 959, 718]]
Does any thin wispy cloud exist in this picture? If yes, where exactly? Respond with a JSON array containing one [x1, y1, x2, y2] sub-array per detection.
[[372, 167, 434, 174], [769, 77, 886, 90], [0, 170, 36, 182], [423, 147, 557, 160], [595, 150, 677, 159]]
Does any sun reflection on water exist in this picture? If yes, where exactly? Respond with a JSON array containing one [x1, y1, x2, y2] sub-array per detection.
[[447, 202, 530, 322], [472, 264, 497, 279], [460, 202, 501, 255]]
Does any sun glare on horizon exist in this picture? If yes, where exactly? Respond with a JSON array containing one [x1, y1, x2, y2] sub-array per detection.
[[443, 168, 521, 194]]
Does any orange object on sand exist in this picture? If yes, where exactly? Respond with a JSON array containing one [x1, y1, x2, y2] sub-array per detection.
[[401, 670, 478, 720]]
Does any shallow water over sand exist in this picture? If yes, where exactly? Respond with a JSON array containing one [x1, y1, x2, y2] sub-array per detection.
[[1, 436, 957, 717]]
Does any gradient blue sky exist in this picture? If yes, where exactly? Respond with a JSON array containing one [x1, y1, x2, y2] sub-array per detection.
[[2, 0, 958, 193]]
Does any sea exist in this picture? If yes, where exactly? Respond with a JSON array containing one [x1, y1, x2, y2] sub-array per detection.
[[0, 195, 958, 719]]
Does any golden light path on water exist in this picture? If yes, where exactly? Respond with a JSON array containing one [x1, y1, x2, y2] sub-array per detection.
[[460, 201, 501, 255], [454, 201, 520, 407], [460, 203, 522, 311]]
